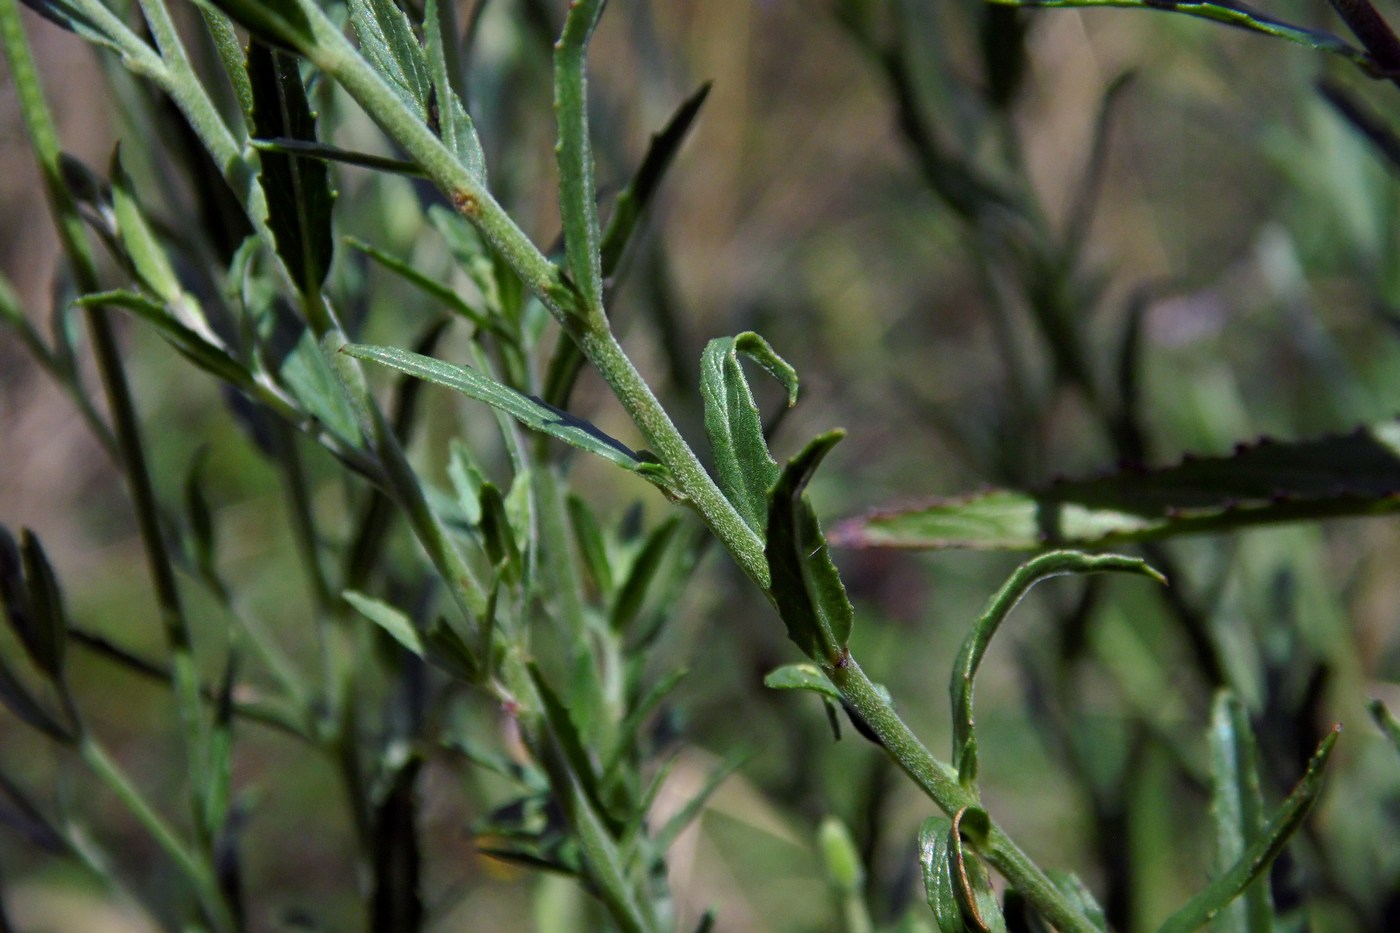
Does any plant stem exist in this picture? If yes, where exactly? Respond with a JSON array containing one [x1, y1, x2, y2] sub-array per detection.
[[827, 655, 1099, 933], [79, 737, 237, 932]]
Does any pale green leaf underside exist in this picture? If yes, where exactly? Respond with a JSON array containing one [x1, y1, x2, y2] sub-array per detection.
[[835, 421, 1400, 550]]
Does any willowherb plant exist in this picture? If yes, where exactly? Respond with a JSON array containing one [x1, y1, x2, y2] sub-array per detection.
[[3, 0, 1400, 929]]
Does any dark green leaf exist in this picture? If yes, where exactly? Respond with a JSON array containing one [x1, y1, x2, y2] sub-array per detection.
[[552, 0, 607, 319], [247, 40, 335, 296], [599, 82, 711, 276], [0, 653, 71, 741], [528, 663, 602, 808], [348, 0, 432, 123], [16, 529, 68, 680], [201, 0, 316, 52], [951, 551, 1163, 789], [183, 449, 221, 593], [610, 517, 680, 633], [833, 421, 1400, 550], [762, 662, 842, 703], [919, 811, 1006, 933], [765, 431, 853, 664], [344, 343, 672, 485], [702, 332, 799, 537], [252, 138, 424, 176], [477, 483, 521, 579], [1158, 725, 1341, 933], [371, 751, 424, 933], [919, 816, 963, 932], [1208, 691, 1272, 933]]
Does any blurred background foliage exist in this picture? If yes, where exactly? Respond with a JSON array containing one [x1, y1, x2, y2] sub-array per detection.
[[3, 0, 1400, 930]]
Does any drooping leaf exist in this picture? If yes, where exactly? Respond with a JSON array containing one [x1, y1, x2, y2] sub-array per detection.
[[247, 40, 334, 296], [765, 431, 854, 664], [702, 332, 799, 537], [345, 590, 424, 657], [1158, 725, 1341, 933], [951, 551, 1164, 789], [344, 343, 672, 486], [347, 0, 432, 123], [1208, 690, 1273, 933], [76, 290, 251, 389], [834, 421, 1400, 550], [552, 0, 607, 319]]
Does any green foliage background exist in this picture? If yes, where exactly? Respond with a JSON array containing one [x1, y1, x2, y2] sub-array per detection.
[[2, 0, 1400, 930]]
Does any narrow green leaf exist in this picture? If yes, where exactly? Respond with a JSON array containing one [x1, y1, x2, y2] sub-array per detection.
[[247, 40, 334, 296], [477, 483, 521, 579], [989, 0, 1370, 68], [606, 667, 688, 776], [653, 752, 747, 853], [919, 816, 964, 932], [1208, 691, 1272, 933], [424, 0, 487, 182], [76, 290, 251, 388], [951, 551, 1164, 790], [16, 529, 68, 681], [0, 652, 71, 741], [345, 343, 672, 485], [201, 653, 237, 842], [567, 493, 614, 598], [599, 82, 711, 276], [553, 0, 607, 319], [344, 590, 425, 657], [834, 420, 1400, 550], [610, 517, 680, 633], [920, 810, 1007, 933], [1158, 725, 1341, 933], [348, 0, 432, 124], [702, 332, 799, 537], [763, 662, 842, 703], [765, 431, 854, 664], [252, 137, 424, 176], [110, 147, 181, 305], [1368, 698, 1400, 758], [528, 664, 604, 814], [282, 329, 365, 443], [344, 236, 494, 331]]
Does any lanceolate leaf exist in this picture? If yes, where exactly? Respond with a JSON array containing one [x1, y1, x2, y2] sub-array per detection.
[[247, 40, 334, 297], [16, 530, 68, 681], [834, 421, 1400, 550], [763, 662, 842, 702], [345, 344, 672, 486], [702, 332, 799, 538], [599, 82, 712, 275], [1158, 725, 1341, 933], [919, 812, 1008, 933], [765, 431, 854, 664]]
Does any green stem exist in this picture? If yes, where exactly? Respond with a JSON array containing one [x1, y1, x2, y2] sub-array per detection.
[[79, 737, 237, 932], [827, 656, 1098, 933]]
